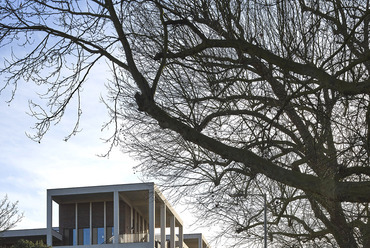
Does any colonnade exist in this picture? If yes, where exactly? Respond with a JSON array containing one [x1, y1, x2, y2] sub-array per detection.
[[46, 183, 184, 248]]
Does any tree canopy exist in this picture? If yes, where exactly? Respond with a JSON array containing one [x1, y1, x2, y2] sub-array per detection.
[[1, 0, 370, 247], [11, 239, 49, 248]]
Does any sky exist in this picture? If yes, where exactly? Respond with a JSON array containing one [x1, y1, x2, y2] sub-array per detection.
[[0, 3, 214, 242], [0, 66, 139, 229], [0, 63, 211, 243]]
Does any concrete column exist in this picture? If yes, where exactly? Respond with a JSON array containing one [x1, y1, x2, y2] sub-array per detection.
[[148, 188, 155, 247], [198, 234, 202, 248], [142, 215, 144, 233], [170, 215, 175, 248], [113, 191, 120, 244], [134, 210, 137, 233], [75, 203, 78, 245], [46, 193, 52, 246], [160, 203, 166, 248], [104, 201, 107, 243], [90, 202, 92, 244], [179, 225, 183, 248], [131, 207, 134, 234]]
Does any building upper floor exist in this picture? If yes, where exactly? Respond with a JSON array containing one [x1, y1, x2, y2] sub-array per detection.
[[0, 183, 211, 248]]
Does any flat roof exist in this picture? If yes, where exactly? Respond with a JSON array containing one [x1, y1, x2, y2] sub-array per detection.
[[48, 183, 183, 226], [48, 182, 156, 197]]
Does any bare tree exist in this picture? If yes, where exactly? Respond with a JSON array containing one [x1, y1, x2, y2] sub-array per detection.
[[0, 195, 23, 232], [1, 0, 370, 247]]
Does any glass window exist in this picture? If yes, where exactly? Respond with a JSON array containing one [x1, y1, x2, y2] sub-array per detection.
[[97, 228, 105, 244], [83, 228, 90, 245], [73, 229, 77, 246], [93, 227, 105, 244], [76, 228, 91, 245]]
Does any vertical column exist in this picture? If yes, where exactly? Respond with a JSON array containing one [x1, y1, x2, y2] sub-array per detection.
[[46, 193, 52, 246], [134, 210, 137, 233], [75, 203, 78, 245], [90, 202, 92, 244], [170, 215, 175, 248], [179, 225, 183, 248], [104, 201, 107, 243], [148, 187, 155, 247], [198, 234, 202, 248], [160, 203, 166, 248], [113, 191, 120, 244], [142, 215, 144, 234], [263, 194, 267, 248], [131, 207, 134, 233]]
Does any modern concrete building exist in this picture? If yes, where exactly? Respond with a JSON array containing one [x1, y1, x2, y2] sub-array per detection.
[[0, 183, 210, 248]]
